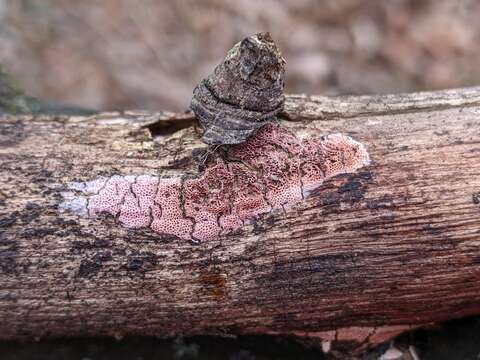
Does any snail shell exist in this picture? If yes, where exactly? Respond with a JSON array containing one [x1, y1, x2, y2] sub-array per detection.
[[191, 32, 286, 145]]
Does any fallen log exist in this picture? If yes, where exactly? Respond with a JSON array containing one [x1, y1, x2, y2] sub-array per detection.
[[0, 87, 480, 352]]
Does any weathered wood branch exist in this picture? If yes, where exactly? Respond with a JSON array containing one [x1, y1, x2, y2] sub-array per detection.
[[0, 87, 479, 351], [283, 86, 480, 120]]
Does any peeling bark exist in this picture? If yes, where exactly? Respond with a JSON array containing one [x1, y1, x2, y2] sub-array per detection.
[[0, 87, 480, 352]]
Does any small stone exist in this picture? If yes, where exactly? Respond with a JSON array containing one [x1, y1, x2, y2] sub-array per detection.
[[380, 346, 404, 360]]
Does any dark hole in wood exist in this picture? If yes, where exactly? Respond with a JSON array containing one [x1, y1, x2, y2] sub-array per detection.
[[146, 114, 196, 137]]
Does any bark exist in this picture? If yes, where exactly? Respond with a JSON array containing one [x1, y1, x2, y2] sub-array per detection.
[[0, 87, 480, 351]]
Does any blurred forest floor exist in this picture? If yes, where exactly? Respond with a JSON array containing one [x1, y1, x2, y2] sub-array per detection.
[[1, 0, 480, 112], [1, 1, 480, 359]]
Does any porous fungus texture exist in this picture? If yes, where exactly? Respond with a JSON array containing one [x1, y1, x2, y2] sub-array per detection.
[[69, 124, 370, 242]]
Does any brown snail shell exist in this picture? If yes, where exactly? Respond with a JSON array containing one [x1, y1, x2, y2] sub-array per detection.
[[191, 32, 286, 145]]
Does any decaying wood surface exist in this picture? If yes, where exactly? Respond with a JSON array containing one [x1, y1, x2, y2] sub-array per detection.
[[0, 86, 480, 351]]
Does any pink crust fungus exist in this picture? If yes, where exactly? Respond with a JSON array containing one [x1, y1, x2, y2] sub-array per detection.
[[66, 124, 370, 242]]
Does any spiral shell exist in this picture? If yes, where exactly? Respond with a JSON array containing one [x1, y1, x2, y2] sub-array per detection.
[[191, 32, 286, 145]]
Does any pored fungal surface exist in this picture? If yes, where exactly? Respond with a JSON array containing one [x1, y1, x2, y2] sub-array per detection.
[[63, 124, 370, 242]]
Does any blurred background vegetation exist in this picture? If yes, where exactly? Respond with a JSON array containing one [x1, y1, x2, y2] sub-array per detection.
[[1, 0, 480, 359], [1, 0, 480, 112]]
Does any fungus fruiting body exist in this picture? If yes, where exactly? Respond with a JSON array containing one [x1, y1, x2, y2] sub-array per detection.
[[64, 124, 370, 242], [63, 33, 370, 243], [191, 32, 286, 145]]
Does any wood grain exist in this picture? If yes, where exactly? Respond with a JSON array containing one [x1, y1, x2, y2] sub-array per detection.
[[0, 87, 479, 350]]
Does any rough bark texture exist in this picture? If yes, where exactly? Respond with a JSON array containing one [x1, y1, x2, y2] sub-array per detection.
[[191, 32, 286, 145], [1, 87, 480, 351]]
